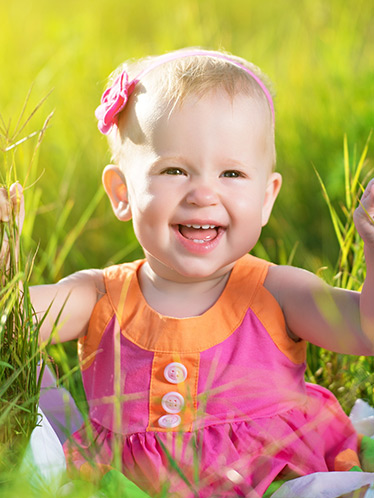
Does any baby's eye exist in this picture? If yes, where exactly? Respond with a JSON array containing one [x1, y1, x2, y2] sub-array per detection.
[[161, 167, 186, 176], [221, 170, 244, 178]]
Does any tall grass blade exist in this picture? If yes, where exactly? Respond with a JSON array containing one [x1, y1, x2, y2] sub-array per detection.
[[313, 164, 344, 249], [351, 131, 372, 197], [344, 134, 351, 210]]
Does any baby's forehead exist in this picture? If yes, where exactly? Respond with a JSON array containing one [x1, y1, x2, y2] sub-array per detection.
[[125, 86, 272, 143]]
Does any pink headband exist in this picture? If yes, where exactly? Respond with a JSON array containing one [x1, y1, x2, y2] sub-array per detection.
[[95, 50, 275, 135]]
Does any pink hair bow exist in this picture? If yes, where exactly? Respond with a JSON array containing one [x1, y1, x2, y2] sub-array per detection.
[[95, 71, 137, 135]]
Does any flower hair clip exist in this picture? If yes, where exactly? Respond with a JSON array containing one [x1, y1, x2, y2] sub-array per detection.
[[95, 50, 275, 135], [95, 71, 137, 135]]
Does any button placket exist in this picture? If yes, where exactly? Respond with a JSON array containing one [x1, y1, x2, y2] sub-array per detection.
[[148, 353, 198, 432], [157, 362, 188, 428]]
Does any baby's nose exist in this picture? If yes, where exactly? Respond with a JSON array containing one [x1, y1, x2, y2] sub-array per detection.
[[185, 184, 219, 206]]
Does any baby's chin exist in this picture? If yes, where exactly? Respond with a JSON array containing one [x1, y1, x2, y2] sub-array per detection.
[[147, 256, 235, 283]]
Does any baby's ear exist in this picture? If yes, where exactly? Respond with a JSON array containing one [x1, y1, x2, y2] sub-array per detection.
[[261, 172, 282, 226], [102, 165, 132, 221]]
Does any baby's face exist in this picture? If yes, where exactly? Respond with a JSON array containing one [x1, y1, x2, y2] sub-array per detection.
[[120, 90, 281, 282]]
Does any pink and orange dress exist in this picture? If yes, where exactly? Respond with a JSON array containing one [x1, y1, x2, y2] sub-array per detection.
[[64, 254, 359, 497]]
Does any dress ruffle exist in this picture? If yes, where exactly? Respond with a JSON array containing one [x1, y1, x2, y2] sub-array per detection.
[[64, 383, 357, 497]]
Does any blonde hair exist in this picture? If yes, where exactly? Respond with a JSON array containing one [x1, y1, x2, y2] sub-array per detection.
[[104, 48, 276, 166]]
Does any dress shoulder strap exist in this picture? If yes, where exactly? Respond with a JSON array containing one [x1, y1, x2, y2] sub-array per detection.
[[238, 255, 307, 364], [103, 260, 142, 317], [79, 260, 143, 370]]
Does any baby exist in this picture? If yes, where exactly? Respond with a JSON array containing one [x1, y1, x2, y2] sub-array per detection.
[[2, 48, 374, 497]]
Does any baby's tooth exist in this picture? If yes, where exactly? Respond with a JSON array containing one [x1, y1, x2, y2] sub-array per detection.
[[186, 224, 217, 230]]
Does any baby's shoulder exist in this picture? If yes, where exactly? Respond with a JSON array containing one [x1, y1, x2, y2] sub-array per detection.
[[263, 263, 330, 327], [57, 268, 105, 301], [264, 264, 317, 300], [265, 263, 321, 290]]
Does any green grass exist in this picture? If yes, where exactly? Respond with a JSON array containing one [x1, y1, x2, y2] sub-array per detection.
[[305, 134, 374, 413], [1, 0, 374, 495], [0, 101, 48, 475]]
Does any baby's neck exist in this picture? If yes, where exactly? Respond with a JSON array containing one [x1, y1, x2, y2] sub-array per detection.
[[138, 262, 231, 318]]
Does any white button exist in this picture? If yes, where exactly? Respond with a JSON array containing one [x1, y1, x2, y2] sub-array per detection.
[[164, 362, 187, 384], [161, 392, 185, 413], [158, 414, 181, 428]]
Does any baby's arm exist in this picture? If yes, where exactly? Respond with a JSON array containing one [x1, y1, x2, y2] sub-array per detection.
[[30, 269, 104, 343], [264, 265, 369, 355], [265, 180, 374, 356]]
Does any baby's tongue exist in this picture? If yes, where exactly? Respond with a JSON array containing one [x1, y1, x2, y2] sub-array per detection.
[[179, 225, 217, 241]]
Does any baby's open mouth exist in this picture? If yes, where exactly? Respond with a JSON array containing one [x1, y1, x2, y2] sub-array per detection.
[[178, 224, 221, 243]]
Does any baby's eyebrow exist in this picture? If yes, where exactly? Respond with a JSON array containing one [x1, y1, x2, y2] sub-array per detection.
[[150, 155, 189, 169], [221, 158, 249, 168]]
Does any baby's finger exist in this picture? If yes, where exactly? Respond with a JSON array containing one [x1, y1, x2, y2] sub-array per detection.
[[360, 179, 374, 203], [357, 181, 374, 219]]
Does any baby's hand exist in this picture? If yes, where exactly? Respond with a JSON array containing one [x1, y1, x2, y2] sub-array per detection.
[[353, 179, 374, 246], [0, 183, 24, 264]]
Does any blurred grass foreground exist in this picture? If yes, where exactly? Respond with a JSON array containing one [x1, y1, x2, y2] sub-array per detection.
[[0, 0, 374, 495], [0, 96, 50, 480]]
